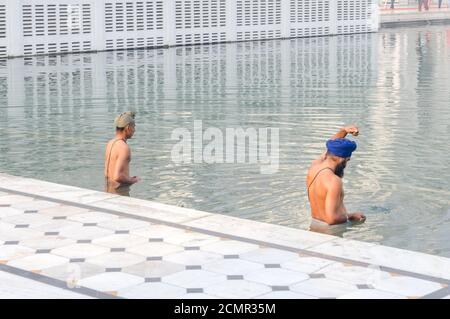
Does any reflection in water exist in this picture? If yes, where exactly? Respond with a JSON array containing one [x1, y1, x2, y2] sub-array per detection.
[[105, 179, 131, 197], [309, 219, 350, 238], [0, 25, 449, 256]]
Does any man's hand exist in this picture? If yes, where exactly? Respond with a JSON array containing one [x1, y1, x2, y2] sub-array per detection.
[[130, 176, 141, 184], [330, 125, 360, 141], [348, 212, 366, 223], [343, 125, 359, 137]]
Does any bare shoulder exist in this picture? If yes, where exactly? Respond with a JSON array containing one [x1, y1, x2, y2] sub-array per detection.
[[115, 140, 130, 154], [306, 162, 318, 181], [324, 172, 342, 192], [107, 139, 129, 155], [308, 155, 325, 173], [307, 162, 333, 185]]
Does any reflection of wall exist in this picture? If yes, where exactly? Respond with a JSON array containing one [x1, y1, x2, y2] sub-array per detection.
[[0, 33, 378, 187], [0, 0, 379, 58], [0, 33, 378, 119], [0, 32, 380, 224], [374, 28, 450, 144]]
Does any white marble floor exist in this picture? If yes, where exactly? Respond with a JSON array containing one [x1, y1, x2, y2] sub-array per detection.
[[0, 173, 449, 299]]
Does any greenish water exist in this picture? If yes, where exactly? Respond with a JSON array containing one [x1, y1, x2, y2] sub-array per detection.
[[0, 25, 449, 257]]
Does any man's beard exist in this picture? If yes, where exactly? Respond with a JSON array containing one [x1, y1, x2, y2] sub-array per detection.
[[334, 162, 346, 178]]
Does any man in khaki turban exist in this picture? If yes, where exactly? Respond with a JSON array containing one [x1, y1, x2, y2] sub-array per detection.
[[104, 112, 140, 196]]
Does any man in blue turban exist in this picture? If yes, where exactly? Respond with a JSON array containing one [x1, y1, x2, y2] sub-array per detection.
[[306, 125, 366, 226]]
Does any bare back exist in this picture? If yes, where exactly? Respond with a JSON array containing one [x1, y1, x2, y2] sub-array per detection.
[[306, 157, 346, 223], [104, 139, 130, 187]]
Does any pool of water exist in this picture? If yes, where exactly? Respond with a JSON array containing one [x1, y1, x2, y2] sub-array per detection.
[[1, 25, 449, 257]]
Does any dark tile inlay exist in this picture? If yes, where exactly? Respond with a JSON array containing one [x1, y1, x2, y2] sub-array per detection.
[[83, 223, 97, 227], [227, 275, 244, 280], [186, 288, 203, 294], [148, 238, 164, 242], [186, 265, 201, 270], [36, 249, 52, 254], [224, 255, 239, 259], [4, 241, 19, 245], [24, 210, 38, 214], [105, 268, 122, 272], [53, 216, 67, 220], [309, 273, 326, 279], [264, 264, 281, 268], [77, 239, 92, 244], [15, 224, 29, 229], [110, 248, 126, 252], [145, 277, 161, 283], [0, 262, 119, 300], [45, 232, 59, 236], [184, 246, 200, 251], [357, 284, 374, 290], [115, 230, 130, 234], [147, 256, 163, 261], [272, 286, 290, 291], [70, 258, 85, 263], [1, 185, 450, 289]]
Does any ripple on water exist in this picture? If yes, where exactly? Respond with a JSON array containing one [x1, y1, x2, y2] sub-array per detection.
[[0, 25, 449, 257]]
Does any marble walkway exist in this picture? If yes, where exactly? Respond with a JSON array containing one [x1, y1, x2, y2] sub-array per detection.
[[380, 7, 450, 27], [0, 172, 449, 299]]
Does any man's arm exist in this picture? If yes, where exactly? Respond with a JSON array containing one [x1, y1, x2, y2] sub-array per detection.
[[317, 125, 359, 160], [112, 145, 137, 185], [324, 177, 348, 225], [340, 195, 366, 223], [323, 176, 366, 225], [330, 125, 359, 140]]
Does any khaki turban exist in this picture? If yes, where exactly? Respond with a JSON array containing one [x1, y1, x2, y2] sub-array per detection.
[[114, 111, 136, 128]]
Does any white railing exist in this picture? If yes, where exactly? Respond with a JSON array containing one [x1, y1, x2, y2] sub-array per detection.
[[0, 0, 379, 58]]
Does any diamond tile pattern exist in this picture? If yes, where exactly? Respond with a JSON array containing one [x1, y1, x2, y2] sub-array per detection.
[[0, 186, 447, 299]]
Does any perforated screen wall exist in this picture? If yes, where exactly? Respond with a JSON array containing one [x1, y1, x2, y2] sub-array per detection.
[[0, 0, 378, 58]]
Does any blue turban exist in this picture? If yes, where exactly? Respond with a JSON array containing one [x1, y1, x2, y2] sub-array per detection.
[[326, 138, 357, 158]]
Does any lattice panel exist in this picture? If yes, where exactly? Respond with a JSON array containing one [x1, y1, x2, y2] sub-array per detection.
[[337, 0, 372, 22], [175, 0, 226, 29], [0, 0, 378, 57], [0, 46, 6, 58], [22, 2, 92, 37], [290, 26, 330, 38], [290, 0, 330, 23], [336, 0, 375, 34], [0, 4, 6, 39], [174, 0, 227, 46], [337, 24, 370, 34], [105, 37, 164, 50], [23, 41, 92, 56], [237, 0, 282, 27], [237, 30, 282, 42], [175, 32, 226, 45], [104, 1, 163, 33]]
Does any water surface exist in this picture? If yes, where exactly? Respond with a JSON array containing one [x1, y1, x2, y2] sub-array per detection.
[[1, 25, 449, 256]]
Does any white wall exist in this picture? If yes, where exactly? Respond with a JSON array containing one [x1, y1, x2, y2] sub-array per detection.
[[0, 0, 379, 58]]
